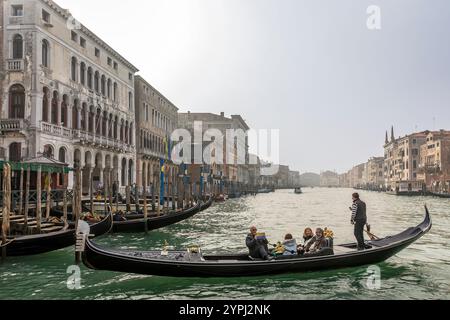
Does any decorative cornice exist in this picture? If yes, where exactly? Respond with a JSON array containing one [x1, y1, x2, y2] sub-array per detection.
[[41, 0, 139, 72]]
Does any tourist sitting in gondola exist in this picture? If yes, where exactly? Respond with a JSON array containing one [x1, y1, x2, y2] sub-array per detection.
[[297, 227, 314, 254], [281, 234, 297, 255], [82, 212, 101, 223], [304, 228, 328, 254], [113, 210, 127, 222], [246, 226, 270, 260]]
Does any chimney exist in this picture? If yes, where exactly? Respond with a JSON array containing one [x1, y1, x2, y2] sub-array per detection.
[[220, 112, 225, 117]]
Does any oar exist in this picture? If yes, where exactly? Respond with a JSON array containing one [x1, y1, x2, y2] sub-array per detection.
[[364, 224, 380, 240]]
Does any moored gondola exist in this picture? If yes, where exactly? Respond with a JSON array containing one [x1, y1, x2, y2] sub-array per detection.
[[111, 196, 212, 233], [1, 212, 112, 257], [79, 207, 431, 277]]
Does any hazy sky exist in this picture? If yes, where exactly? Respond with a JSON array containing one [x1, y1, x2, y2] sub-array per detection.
[[56, 0, 450, 173]]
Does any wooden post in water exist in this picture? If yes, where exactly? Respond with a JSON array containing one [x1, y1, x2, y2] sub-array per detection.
[[143, 174, 148, 233], [156, 177, 160, 217], [134, 182, 139, 214], [63, 189, 68, 222], [74, 167, 82, 264], [45, 172, 51, 219], [89, 167, 93, 215], [24, 167, 30, 229], [172, 170, 176, 211], [151, 180, 156, 212], [2, 164, 11, 260], [104, 169, 108, 214], [125, 185, 131, 213], [108, 171, 113, 213], [19, 167, 24, 216], [36, 166, 42, 233]]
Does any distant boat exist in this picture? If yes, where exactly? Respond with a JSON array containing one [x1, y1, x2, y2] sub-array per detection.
[[294, 188, 303, 194], [429, 192, 450, 199]]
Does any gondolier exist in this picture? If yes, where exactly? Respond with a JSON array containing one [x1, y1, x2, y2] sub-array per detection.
[[350, 193, 367, 250]]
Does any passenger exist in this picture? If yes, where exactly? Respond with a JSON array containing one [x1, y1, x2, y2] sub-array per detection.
[[246, 226, 270, 260], [282, 234, 297, 256], [113, 210, 127, 222], [297, 228, 314, 254], [304, 228, 328, 254]]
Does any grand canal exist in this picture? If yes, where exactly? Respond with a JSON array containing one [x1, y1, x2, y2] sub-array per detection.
[[0, 188, 449, 300]]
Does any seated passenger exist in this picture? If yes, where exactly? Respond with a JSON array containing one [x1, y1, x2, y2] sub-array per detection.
[[113, 210, 127, 222], [297, 227, 314, 254], [304, 228, 328, 254], [282, 234, 297, 256], [246, 226, 270, 260]]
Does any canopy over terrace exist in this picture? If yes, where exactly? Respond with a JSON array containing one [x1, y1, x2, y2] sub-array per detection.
[[1, 156, 72, 191]]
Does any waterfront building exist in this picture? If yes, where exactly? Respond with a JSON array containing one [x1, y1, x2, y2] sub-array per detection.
[[364, 157, 384, 190], [320, 170, 339, 187], [178, 111, 250, 194], [134, 76, 178, 193], [338, 172, 350, 188], [349, 164, 365, 188], [383, 127, 427, 191], [417, 130, 450, 193], [273, 165, 290, 188], [288, 170, 300, 188], [0, 0, 138, 193]]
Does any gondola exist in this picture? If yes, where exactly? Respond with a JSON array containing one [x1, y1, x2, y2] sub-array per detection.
[[429, 192, 450, 199], [111, 196, 213, 233], [1, 212, 112, 257], [79, 207, 431, 278], [294, 188, 303, 194]]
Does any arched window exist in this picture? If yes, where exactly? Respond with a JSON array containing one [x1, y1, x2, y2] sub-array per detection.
[[43, 145, 54, 158], [121, 158, 127, 186], [42, 40, 49, 67], [129, 123, 133, 145], [9, 84, 25, 119], [101, 75, 106, 96], [107, 79, 112, 98], [42, 87, 49, 122], [59, 147, 66, 163], [128, 92, 133, 110], [13, 34, 23, 59], [81, 103, 87, 131], [71, 57, 77, 81], [113, 82, 118, 102], [87, 67, 93, 89], [61, 95, 68, 127], [94, 71, 100, 93], [51, 91, 58, 124], [72, 99, 79, 130], [9, 143, 22, 162], [80, 62, 86, 85]]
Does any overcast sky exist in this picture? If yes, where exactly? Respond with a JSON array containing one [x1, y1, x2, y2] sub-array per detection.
[[57, 0, 450, 173]]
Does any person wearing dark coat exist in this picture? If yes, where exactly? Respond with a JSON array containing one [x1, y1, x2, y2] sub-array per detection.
[[350, 192, 368, 250], [246, 226, 270, 260]]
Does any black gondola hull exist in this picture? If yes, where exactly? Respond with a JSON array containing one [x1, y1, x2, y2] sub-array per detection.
[[2, 212, 112, 257], [112, 198, 212, 233], [81, 208, 431, 278]]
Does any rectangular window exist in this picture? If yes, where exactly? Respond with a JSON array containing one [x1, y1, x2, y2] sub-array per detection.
[[42, 10, 50, 23], [113, 62, 118, 70], [80, 37, 86, 48], [107, 57, 112, 66], [11, 5, 24, 17], [129, 73, 133, 81], [71, 31, 78, 42], [95, 48, 100, 58]]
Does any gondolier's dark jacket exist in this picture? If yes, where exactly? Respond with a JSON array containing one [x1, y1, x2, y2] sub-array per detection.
[[351, 199, 367, 222], [246, 234, 269, 257]]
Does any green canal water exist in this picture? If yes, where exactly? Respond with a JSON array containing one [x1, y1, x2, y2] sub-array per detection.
[[1, 188, 449, 300]]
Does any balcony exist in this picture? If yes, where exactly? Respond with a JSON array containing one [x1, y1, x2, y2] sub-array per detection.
[[6, 59, 24, 71], [0, 119, 24, 131]]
